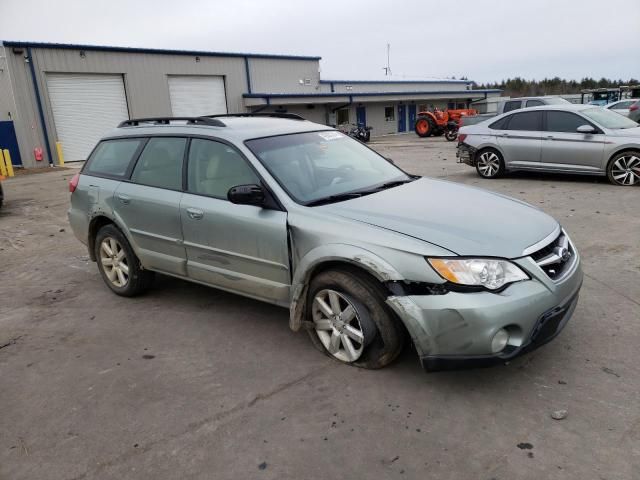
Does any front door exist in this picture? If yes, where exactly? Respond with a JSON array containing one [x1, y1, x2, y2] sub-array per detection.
[[496, 110, 543, 168], [113, 137, 187, 276], [397, 104, 407, 132], [0, 121, 22, 165], [356, 106, 366, 127], [180, 138, 290, 305], [408, 105, 417, 130], [541, 110, 605, 173]]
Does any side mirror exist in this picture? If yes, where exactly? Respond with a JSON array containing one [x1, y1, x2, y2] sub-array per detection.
[[227, 184, 265, 207], [385, 157, 395, 164], [576, 124, 596, 134]]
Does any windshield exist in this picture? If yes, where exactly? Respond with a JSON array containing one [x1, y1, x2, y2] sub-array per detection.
[[581, 108, 639, 129], [246, 131, 411, 204]]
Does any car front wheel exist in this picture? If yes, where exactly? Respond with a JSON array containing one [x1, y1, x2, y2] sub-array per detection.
[[306, 268, 405, 369], [607, 151, 640, 186]]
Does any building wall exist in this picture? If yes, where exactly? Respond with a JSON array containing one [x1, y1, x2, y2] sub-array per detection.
[[249, 58, 320, 94], [320, 81, 471, 94], [0, 46, 18, 122]]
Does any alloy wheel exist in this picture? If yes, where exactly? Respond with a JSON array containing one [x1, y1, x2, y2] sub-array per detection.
[[312, 289, 366, 363], [99, 237, 129, 287], [477, 151, 501, 177], [610, 155, 640, 186]]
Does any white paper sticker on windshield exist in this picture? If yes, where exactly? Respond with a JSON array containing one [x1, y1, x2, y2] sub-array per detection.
[[317, 131, 343, 141]]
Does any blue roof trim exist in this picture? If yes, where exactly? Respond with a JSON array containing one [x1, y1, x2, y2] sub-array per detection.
[[244, 89, 502, 99], [1, 40, 322, 61], [320, 79, 470, 84]]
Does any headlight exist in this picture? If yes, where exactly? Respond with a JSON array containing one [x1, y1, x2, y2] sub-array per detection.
[[427, 258, 528, 290]]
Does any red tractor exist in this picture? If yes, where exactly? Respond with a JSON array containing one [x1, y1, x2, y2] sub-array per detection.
[[414, 108, 478, 141]]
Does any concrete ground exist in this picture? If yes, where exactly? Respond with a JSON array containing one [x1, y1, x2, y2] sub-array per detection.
[[1, 135, 638, 480]]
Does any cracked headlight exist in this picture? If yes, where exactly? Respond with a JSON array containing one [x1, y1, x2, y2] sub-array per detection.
[[427, 258, 528, 290]]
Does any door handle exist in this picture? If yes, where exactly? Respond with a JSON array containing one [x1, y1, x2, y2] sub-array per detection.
[[186, 208, 204, 220], [117, 194, 131, 205], [546, 135, 554, 140], [501, 133, 510, 137]]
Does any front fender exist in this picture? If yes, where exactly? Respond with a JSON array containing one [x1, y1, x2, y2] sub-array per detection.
[[288, 244, 405, 332]]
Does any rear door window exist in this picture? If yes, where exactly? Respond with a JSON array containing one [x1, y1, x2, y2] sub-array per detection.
[[130, 137, 187, 190], [85, 139, 144, 178], [503, 101, 522, 113], [505, 111, 543, 131], [546, 111, 593, 133]]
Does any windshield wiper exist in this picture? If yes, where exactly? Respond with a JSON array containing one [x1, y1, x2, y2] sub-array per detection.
[[306, 177, 417, 207], [305, 191, 369, 207]]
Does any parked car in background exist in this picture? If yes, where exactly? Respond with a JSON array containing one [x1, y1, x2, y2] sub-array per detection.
[[605, 99, 639, 117], [628, 99, 640, 124], [461, 96, 570, 126], [68, 113, 583, 371], [457, 105, 640, 186]]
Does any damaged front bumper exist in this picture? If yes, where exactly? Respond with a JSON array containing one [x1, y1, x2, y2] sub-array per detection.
[[386, 257, 583, 372], [456, 143, 476, 166]]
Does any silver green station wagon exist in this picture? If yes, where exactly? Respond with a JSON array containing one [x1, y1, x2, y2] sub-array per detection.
[[68, 113, 583, 371]]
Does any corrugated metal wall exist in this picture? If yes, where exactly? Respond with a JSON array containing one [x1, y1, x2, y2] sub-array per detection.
[[249, 58, 320, 94], [8, 46, 252, 167], [0, 46, 18, 122], [320, 81, 472, 94]]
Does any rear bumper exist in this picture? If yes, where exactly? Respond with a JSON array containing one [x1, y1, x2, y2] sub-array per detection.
[[456, 143, 476, 166]]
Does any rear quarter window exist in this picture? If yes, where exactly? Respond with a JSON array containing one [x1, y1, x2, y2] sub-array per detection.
[[503, 101, 522, 113], [489, 116, 509, 130], [85, 139, 144, 178]]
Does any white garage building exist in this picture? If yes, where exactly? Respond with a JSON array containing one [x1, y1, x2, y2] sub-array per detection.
[[0, 41, 501, 168]]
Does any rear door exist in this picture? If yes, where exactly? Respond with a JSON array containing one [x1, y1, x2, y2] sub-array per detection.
[[496, 110, 543, 168], [113, 137, 188, 276], [541, 110, 605, 172], [180, 138, 290, 305]]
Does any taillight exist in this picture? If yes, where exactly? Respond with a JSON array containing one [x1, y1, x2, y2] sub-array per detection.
[[69, 173, 80, 193], [458, 133, 467, 143], [630, 104, 639, 112]]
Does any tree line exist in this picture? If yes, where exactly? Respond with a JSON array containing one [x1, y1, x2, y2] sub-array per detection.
[[471, 77, 640, 97]]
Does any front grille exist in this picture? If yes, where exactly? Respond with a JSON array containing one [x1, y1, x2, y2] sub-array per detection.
[[530, 231, 575, 281]]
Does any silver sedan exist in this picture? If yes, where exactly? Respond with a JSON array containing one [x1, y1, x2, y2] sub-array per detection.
[[457, 104, 640, 186]]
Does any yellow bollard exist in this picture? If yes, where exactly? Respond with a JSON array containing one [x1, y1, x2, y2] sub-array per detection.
[[2, 149, 15, 177], [55, 142, 65, 166], [0, 150, 7, 177]]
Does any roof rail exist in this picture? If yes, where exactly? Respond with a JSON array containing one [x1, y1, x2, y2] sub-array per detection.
[[205, 112, 305, 121], [118, 117, 226, 128]]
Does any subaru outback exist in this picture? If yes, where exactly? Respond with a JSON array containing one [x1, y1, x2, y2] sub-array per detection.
[[68, 113, 583, 371]]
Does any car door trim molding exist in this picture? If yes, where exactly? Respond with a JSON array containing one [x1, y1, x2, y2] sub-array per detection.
[[182, 240, 290, 270]]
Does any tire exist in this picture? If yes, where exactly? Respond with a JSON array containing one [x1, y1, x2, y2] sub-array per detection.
[[475, 148, 505, 179], [445, 130, 458, 142], [606, 150, 640, 186], [306, 268, 405, 369], [363, 130, 371, 142], [94, 224, 154, 296], [415, 117, 435, 137]]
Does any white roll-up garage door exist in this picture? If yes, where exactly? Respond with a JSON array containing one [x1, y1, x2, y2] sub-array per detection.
[[46, 73, 129, 162], [168, 76, 227, 117]]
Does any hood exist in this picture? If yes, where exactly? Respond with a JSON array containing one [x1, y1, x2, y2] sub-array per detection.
[[318, 178, 558, 258], [608, 126, 640, 138]]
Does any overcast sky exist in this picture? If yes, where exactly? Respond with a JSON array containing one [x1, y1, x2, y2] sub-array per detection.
[[1, 0, 638, 83]]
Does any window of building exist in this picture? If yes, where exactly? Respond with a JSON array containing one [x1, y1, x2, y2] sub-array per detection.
[[545, 111, 594, 133], [384, 106, 395, 121], [131, 137, 186, 190], [187, 139, 259, 199], [336, 108, 350, 125], [85, 139, 143, 178], [418, 104, 428, 113], [503, 100, 522, 113], [505, 111, 542, 131]]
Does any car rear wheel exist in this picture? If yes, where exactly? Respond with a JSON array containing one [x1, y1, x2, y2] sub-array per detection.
[[95, 224, 154, 296], [475, 149, 505, 178], [306, 268, 405, 369], [607, 151, 640, 186]]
